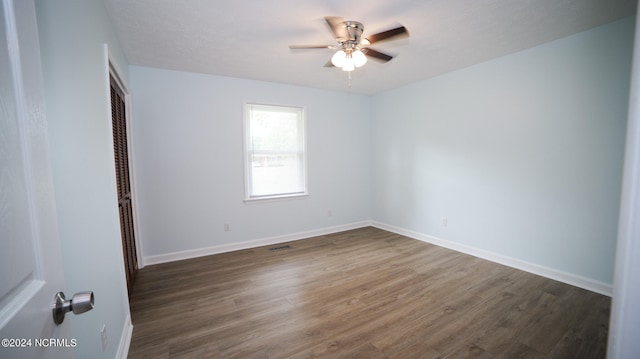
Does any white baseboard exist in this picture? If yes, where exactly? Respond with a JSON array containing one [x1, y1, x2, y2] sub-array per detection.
[[143, 221, 372, 266], [371, 221, 613, 297], [116, 313, 133, 359]]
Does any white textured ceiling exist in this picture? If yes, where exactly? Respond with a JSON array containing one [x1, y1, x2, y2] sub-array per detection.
[[104, 0, 636, 95]]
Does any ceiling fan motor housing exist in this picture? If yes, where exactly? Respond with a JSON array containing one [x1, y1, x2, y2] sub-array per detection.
[[342, 21, 365, 45]]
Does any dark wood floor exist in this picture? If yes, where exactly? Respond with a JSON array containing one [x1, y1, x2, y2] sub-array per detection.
[[127, 227, 610, 358]]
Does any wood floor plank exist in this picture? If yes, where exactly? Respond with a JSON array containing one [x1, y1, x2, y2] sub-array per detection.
[[128, 227, 610, 358]]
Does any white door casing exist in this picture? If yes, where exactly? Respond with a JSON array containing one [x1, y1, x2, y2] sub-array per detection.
[[0, 0, 70, 358]]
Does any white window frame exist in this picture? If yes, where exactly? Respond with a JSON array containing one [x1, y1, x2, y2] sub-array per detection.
[[243, 103, 308, 201]]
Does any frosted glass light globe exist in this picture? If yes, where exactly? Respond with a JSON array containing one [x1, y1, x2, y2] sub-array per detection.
[[342, 56, 355, 71], [331, 50, 346, 67], [352, 50, 367, 67]]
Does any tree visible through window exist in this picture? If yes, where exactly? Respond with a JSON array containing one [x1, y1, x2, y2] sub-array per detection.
[[244, 103, 307, 200]]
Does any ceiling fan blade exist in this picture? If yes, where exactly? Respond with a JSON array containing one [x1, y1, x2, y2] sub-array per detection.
[[363, 48, 393, 62], [325, 16, 349, 41], [289, 44, 334, 49], [365, 26, 408, 45]]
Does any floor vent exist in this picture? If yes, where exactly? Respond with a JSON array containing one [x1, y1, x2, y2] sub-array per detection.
[[269, 245, 292, 251]]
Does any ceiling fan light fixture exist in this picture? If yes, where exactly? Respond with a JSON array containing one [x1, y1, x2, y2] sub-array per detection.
[[332, 49, 363, 72]]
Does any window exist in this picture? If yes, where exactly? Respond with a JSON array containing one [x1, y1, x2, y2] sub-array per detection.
[[244, 103, 307, 200]]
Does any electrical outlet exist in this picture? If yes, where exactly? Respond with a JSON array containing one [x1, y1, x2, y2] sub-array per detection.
[[327, 210, 333, 217], [224, 223, 230, 232], [441, 218, 448, 227], [100, 324, 107, 352]]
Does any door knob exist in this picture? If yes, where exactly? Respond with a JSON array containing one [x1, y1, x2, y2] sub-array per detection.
[[52, 291, 94, 325]]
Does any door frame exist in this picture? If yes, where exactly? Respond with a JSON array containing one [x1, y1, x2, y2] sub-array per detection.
[[105, 47, 144, 271]]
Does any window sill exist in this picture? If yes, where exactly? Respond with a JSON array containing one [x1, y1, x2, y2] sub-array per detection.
[[244, 193, 309, 204]]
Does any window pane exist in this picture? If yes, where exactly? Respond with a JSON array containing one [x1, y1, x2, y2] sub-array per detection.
[[251, 154, 304, 196], [250, 110, 299, 152], [245, 104, 306, 199]]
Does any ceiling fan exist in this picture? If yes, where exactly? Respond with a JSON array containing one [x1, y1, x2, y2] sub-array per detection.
[[289, 16, 409, 72]]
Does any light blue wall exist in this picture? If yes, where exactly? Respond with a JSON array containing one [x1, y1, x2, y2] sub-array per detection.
[[371, 17, 634, 284], [130, 66, 372, 257], [35, 0, 130, 357]]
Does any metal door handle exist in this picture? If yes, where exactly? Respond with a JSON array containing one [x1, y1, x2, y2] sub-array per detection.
[[52, 291, 94, 325]]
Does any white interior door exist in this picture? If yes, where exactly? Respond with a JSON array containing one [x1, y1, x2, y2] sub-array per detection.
[[0, 0, 70, 358]]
